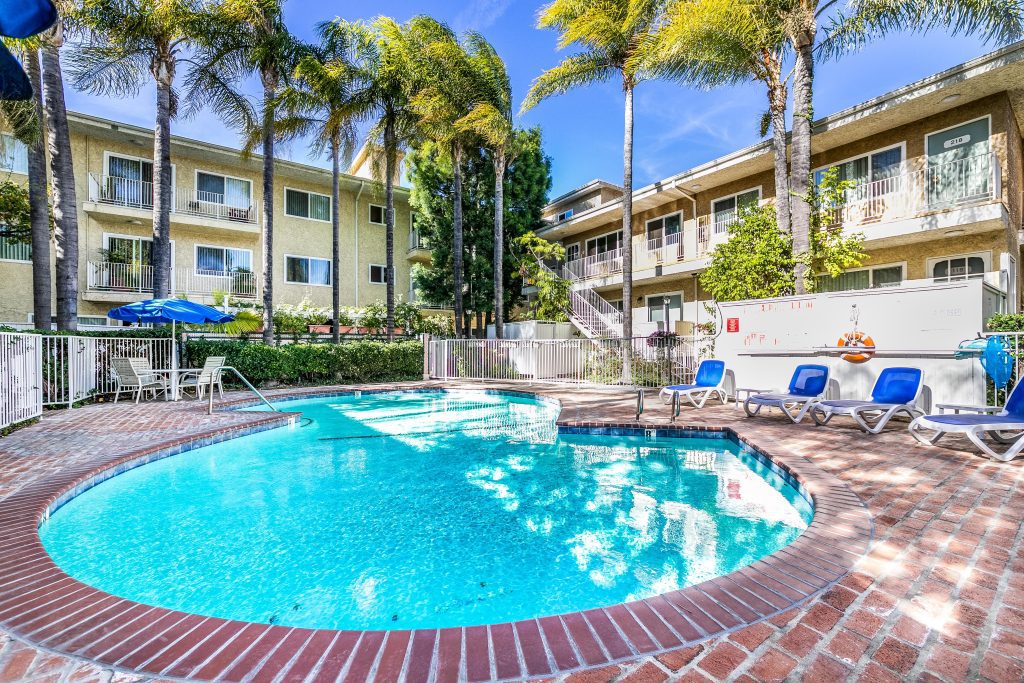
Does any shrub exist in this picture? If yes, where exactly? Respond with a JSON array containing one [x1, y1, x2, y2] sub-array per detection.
[[987, 313, 1024, 332], [182, 338, 423, 387]]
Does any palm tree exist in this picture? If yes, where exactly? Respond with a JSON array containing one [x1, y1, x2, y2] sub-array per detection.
[[187, 0, 303, 343], [40, 17, 79, 330], [276, 21, 359, 343], [345, 18, 422, 339], [400, 16, 480, 338], [648, 0, 791, 236], [786, 0, 1024, 292], [524, 0, 662, 347], [1, 42, 50, 330], [69, 0, 203, 300], [457, 33, 515, 339]]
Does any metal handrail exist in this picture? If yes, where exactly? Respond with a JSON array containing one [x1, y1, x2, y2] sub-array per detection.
[[207, 366, 278, 414]]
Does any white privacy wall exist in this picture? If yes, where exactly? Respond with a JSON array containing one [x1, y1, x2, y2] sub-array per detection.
[[713, 279, 993, 410]]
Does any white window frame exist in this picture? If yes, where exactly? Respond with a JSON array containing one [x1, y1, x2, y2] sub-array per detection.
[[812, 142, 906, 182], [369, 203, 386, 225], [645, 291, 684, 323], [368, 263, 388, 285], [816, 262, 907, 290], [194, 168, 253, 206], [284, 253, 332, 287], [0, 133, 28, 175], [924, 115, 992, 157], [284, 186, 332, 222], [606, 299, 623, 312], [927, 251, 991, 281], [585, 229, 623, 256], [645, 211, 683, 240], [711, 186, 761, 234], [564, 242, 581, 262], [103, 151, 176, 184], [556, 208, 574, 222], [194, 243, 254, 275]]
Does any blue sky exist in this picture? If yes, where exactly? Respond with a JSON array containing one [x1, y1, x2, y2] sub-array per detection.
[[64, 0, 1001, 198]]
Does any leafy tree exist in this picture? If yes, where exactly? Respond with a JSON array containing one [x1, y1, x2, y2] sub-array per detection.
[[187, 0, 304, 343], [408, 129, 552, 330], [513, 231, 570, 322], [524, 0, 663, 342], [70, 0, 205, 300], [276, 20, 360, 342], [0, 181, 31, 242]]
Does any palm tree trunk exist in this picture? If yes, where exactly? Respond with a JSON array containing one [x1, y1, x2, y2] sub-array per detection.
[[452, 143, 465, 338], [492, 151, 506, 339], [41, 26, 78, 331], [152, 58, 174, 299], [260, 79, 276, 344], [26, 50, 51, 330], [763, 51, 791, 234], [385, 125, 396, 340], [790, 23, 816, 294], [621, 84, 634, 382], [331, 139, 341, 344]]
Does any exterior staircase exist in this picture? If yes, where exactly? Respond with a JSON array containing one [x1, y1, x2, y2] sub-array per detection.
[[540, 262, 623, 338]]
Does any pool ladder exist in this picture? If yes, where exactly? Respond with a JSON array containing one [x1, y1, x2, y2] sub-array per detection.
[[207, 366, 278, 414]]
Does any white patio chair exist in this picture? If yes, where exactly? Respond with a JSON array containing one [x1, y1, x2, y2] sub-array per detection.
[[112, 357, 167, 404], [179, 356, 226, 400]]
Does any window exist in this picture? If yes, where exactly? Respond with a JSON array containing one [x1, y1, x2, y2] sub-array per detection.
[[556, 208, 574, 222], [816, 264, 904, 292], [565, 243, 580, 262], [0, 134, 28, 174], [814, 146, 903, 203], [647, 293, 682, 323], [585, 231, 622, 256], [285, 188, 331, 221], [196, 171, 252, 208], [196, 245, 252, 274], [0, 235, 30, 262], [712, 189, 759, 234], [646, 213, 681, 242], [929, 253, 988, 283], [369, 264, 388, 284], [105, 235, 152, 265], [607, 299, 624, 312], [369, 204, 385, 224], [285, 255, 331, 286]]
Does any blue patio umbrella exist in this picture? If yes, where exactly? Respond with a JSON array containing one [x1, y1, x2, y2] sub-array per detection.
[[0, 0, 58, 101], [108, 298, 234, 335]]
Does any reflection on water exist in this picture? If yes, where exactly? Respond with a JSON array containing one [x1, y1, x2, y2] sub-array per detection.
[[41, 391, 811, 631]]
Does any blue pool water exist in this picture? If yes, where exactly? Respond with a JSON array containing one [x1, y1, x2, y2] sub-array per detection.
[[40, 391, 812, 630]]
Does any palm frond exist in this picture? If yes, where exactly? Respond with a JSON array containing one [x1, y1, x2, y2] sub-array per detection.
[[521, 51, 614, 112]]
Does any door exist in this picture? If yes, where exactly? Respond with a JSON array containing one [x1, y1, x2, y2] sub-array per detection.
[[926, 118, 991, 207]]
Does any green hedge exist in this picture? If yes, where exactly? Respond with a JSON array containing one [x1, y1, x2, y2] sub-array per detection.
[[987, 313, 1024, 332], [182, 339, 423, 386]]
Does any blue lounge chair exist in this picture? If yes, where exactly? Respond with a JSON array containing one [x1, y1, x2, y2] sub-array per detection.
[[909, 379, 1024, 462], [810, 367, 924, 434], [659, 359, 727, 409], [744, 364, 830, 423]]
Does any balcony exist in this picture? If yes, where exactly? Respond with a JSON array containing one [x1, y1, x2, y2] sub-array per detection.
[[86, 174, 261, 232], [407, 230, 431, 263], [86, 262, 259, 300]]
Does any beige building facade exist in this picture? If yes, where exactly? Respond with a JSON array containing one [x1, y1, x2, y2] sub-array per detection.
[[0, 112, 420, 327], [541, 44, 1024, 337]]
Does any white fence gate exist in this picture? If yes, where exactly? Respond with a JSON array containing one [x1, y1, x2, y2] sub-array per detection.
[[0, 332, 43, 430], [39, 336, 175, 407]]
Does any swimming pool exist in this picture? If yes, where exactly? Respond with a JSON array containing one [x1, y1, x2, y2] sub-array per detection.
[[40, 390, 813, 631]]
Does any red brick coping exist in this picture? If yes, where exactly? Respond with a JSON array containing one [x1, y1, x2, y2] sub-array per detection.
[[0, 389, 871, 682]]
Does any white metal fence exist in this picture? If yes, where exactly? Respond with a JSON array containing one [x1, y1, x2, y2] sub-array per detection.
[[427, 336, 702, 388], [0, 332, 43, 430], [39, 335, 175, 408]]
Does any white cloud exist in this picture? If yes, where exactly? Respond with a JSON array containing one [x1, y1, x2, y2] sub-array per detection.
[[454, 0, 513, 32]]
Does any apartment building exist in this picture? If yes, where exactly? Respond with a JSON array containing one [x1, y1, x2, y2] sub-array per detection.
[[541, 43, 1024, 338], [0, 111, 422, 327]]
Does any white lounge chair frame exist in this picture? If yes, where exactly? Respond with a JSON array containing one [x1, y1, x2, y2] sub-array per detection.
[[179, 356, 226, 399], [658, 361, 728, 409], [743, 365, 830, 424], [909, 406, 1024, 462], [810, 369, 925, 434], [112, 357, 167, 404]]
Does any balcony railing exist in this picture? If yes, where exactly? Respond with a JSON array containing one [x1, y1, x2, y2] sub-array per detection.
[[564, 248, 623, 280], [87, 262, 258, 299], [825, 152, 1000, 227], [409, 230, 429, 251], [88, 174, 260, 226]]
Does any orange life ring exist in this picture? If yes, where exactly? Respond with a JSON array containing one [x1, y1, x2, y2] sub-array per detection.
[[838, 331, 875, 363]]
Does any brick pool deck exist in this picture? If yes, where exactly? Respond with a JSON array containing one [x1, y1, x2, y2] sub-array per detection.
[[0, 382, 1021, 683]]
